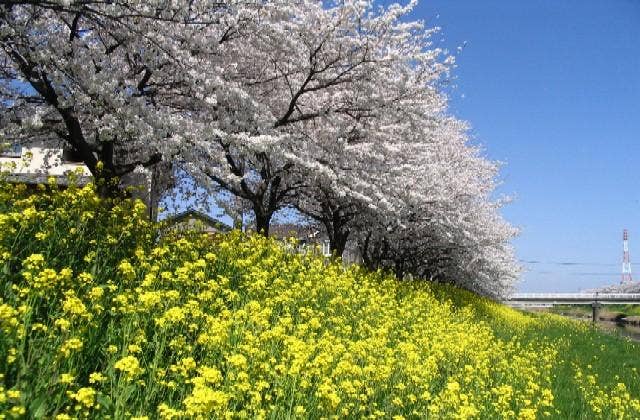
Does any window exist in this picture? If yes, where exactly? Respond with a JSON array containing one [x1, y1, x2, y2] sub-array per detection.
[[0, 142, 22, 158], [62, 147, 83, 163]]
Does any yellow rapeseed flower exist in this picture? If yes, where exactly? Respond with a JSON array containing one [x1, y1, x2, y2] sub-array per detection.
[[114, 355, 144, 380]]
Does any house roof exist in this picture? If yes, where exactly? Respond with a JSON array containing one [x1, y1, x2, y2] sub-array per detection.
[[163, 209, 232, 232]]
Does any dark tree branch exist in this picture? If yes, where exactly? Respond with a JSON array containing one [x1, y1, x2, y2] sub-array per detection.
[[113, 152, 162, 176], [69, 12, 81, 42]]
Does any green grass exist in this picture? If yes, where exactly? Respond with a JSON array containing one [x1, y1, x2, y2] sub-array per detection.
[[437, 288, 640, 419]]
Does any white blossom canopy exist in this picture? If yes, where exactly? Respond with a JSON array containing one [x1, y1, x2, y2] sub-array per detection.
[[0, 0, 520, 297]]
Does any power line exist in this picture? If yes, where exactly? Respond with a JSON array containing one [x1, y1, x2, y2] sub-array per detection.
[[528, 271, 619, 276], [520, 259, 617, 267], [569, 272, 620, 276]]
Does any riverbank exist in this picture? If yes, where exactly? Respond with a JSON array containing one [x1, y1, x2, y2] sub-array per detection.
[[545, 303, 640, 319], [550, 304, 640, 328], [596, 321, 640, 342], [523, 306, 640, 341]]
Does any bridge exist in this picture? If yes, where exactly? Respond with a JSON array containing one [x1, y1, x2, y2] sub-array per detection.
[[505, 293, 640, 322]]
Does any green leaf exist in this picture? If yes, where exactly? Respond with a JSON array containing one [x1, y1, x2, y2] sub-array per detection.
[[29, 394, 48, 418], [97, 393, 114, 412]]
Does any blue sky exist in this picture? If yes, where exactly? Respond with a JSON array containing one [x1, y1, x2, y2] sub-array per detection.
[[393, 0, 640, 291]]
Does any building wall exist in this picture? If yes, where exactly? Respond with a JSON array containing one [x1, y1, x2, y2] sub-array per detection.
[[0, 145, 90, 176]]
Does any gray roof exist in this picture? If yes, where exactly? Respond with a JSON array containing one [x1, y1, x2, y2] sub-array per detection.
[[163, 209, 232, 232]]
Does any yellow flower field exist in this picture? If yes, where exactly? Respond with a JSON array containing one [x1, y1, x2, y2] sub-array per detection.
[[0, 180, 638, 419]]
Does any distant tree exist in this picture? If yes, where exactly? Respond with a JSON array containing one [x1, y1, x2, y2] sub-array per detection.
[[351, 116, 520, 297]]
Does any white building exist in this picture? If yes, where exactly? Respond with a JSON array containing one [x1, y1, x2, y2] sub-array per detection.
[[0, 141, 91, 184], [1, 141, 162, 220]]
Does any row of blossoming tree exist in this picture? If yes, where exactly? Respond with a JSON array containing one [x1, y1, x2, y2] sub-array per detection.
[[0, 0, 518, 297]]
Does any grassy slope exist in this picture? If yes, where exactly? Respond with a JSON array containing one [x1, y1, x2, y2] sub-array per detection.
[[1, 181, 639, 419], [438, 289, 640, 418]]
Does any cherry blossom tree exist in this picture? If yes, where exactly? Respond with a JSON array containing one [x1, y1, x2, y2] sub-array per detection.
[[0, 1, 235, 196], [180, 0, 454, 236], [1, 0, 520, 296]]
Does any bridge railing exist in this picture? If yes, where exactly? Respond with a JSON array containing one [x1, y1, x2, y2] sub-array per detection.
[[508, 293, 640, 301]]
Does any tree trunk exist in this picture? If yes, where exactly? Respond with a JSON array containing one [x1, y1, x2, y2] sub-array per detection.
[[360, 231, 376, 270], [394, 260, 404, 280], [330, 228, 349, 257], [253, 205, 272, 237], [323, 209, 351, 257]]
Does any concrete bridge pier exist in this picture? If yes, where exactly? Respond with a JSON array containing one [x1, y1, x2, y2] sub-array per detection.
[[591, 302, 602, 323]]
